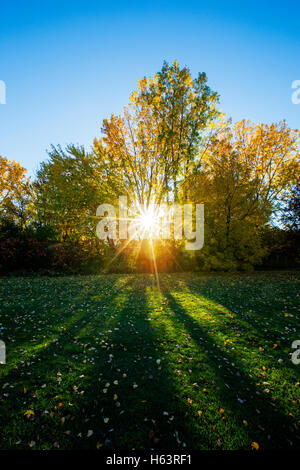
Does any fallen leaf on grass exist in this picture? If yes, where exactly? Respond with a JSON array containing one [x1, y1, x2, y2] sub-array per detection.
[[24, 410, 34, 419]]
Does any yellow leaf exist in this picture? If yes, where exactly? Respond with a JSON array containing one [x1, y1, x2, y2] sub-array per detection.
[[24, 410, 34, 418]]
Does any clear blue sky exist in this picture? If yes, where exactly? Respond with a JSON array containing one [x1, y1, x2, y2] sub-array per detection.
[[1, 0, 299, 176]]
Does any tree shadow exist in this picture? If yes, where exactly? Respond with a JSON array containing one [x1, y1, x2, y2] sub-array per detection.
[[0, 274, 216, 450], [0, 274, 127, 372], [1, 273, 298, 450], [163, 289, 299, 449], [183, 272, 300, 347], [0, 275, 132, 448], [167, 272, 300, 379], [67, 274, 217, 450]]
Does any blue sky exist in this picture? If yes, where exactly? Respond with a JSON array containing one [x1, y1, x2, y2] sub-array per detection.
[[0, 0, 299, 176]]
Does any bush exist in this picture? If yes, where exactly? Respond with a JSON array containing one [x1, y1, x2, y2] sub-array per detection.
[[0, 238, 49, 273], [50, 241, 104, 274], [258, 227, 300, 269]]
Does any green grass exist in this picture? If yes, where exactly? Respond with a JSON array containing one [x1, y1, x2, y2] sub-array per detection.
[[0, 271, 299, 450]]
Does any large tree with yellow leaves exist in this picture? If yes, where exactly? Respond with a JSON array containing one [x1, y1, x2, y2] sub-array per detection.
[[93, 60, 219, 206]]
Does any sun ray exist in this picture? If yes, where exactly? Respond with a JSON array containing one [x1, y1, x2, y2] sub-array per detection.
[[98, 200, 171, 276], [150, 239, 160, 292]]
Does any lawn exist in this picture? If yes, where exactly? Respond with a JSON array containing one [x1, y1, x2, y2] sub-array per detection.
[[0, 271, 299, 450]]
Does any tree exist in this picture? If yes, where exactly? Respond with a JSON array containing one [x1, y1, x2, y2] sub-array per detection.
[[93, 60, 219, 206], [34, 144, 122, 242], [233, 120, 299, 209], [282, 182, 300, 230], [186, 120, 300, 270], [0, 155, 32, 229]]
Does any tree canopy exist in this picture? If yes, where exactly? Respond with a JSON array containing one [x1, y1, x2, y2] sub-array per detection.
[[1, 61, 299, 273]]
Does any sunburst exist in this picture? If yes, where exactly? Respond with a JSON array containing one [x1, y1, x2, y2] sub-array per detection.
[[134, 203, 162, 239]]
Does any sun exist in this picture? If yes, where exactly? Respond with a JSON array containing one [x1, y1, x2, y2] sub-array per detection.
[[135, 204, 161, 238], [139, 208, 155, 231]]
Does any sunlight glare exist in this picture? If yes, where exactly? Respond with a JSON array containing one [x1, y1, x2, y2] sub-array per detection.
[[135, 204, 161, 238]]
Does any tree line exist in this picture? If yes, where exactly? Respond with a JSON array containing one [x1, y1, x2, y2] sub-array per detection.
[[0, 61, 299, 273]]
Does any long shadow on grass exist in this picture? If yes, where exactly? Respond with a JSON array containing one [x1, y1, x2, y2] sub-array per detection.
[[183, 273, 300, 349], [1, 275, 201, 450], [0, 275, 125, 374], [167, 273, 300, 376], [67, 275, 217, 450], [164, 290, 299, 449], [0, 275, 132, 449]]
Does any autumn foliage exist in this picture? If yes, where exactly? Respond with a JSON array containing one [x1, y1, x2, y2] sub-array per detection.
[[0, 61, 299, 273]]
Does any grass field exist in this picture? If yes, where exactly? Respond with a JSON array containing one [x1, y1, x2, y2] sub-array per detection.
[[0, 272, 299, 450]]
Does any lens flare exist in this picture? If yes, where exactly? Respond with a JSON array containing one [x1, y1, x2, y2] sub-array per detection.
[[135, 204, 161, 238]]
